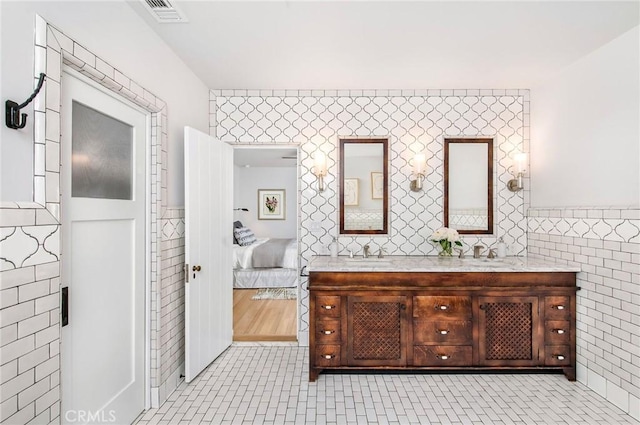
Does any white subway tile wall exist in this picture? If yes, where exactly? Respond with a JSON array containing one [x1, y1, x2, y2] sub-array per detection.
[[0, 17, 172, 424], [528, 207, 640, 419], [156, 209, 186, 405]]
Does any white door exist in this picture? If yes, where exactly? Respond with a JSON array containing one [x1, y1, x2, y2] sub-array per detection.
[[184, 127, 233, 382], [61, 71, 147, 424]]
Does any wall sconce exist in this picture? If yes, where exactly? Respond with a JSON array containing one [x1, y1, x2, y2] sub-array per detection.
[[312, 151, 328, 192], [507, 152, 527, 192], [409, 153, 427, 192]]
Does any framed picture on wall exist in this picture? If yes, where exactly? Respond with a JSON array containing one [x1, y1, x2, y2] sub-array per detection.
[[344, 178, 359, 206], [258, 189, 285, 220], [371, 172, 384, 199]]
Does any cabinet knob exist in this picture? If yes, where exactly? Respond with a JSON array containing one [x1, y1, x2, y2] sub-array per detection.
[[323, 354, 335, 360], [553, 329, 566, 335], [321, 305, 335, 310], [436, 354, 450, 360], [437, 329, 450, 335], [435, 304, 450, 311], [321, 330, 335, 335], [553, 305, 565, 310], [554, 354, 566, 361]]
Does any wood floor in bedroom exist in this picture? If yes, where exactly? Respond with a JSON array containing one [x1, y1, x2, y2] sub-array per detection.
[[233, 289, 297, 341]]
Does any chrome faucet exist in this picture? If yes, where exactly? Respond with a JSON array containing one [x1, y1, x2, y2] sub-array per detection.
[[473, 245, 483, 259], [363, 244, 371, 258], [378, 248, 386, 259]]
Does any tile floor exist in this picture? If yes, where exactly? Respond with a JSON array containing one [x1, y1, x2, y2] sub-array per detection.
[[136, 344, 638, 425]]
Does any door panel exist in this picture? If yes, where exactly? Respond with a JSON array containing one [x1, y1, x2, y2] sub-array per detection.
[[61, 71, 146, 424], [184, 127, 233, 382], [478, 296, 539, 366], [346, 296, 408, 366]]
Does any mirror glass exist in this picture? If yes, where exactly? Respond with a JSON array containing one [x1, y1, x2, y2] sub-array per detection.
[[444, 138, 493, 234], [340, 138, 388, 234]]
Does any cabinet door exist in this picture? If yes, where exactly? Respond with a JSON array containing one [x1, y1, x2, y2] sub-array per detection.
[[478, 296, 539, 366], [346, 296, 408, 366]]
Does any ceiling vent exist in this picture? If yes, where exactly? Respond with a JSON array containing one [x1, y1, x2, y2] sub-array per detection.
[[141, 0, 188, 23]]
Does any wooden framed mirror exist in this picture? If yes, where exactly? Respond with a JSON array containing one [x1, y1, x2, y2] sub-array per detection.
[[339, 138, 388, 235], [444, 138, 493, 234]]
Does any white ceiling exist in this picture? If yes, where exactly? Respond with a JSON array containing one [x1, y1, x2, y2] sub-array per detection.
[[129, 0, 639, 90]]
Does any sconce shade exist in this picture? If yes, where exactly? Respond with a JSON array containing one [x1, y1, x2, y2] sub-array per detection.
[[314, 152, 327, 176], [507, 151, 527, 192], [514, 152, 527, 174], [410, 153, 427, 192], [313, 151, 328, 192], [412, 153, 427, 175]]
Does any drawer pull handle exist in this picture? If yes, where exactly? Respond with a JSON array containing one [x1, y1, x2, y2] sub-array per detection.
[[435, 304, 450, 311], [321, 305, 336, 310], [437, 329, 450, 335], [554, 354, 566, 361], [323, 354, 335, 360], [553, 329, 566, 335], [321, 330, 335, 335], [436, 354, 450, 360], [553, 305, 565, 310]]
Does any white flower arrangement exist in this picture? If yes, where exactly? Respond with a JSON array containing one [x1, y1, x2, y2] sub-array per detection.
[[430, 227, 463, 256]]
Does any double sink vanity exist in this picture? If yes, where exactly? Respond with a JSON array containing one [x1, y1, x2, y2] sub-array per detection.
[[308, 256, 580, 382]]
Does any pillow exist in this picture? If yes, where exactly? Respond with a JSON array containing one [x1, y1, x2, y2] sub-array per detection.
[[234, 227, 257, 246], [233, 221, 244, 244]]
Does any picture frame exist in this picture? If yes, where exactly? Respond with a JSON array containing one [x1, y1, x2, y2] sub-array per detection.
[[371, 172, 384, 199], [344, 178, 359, 206], [258, 189, 286, 220]]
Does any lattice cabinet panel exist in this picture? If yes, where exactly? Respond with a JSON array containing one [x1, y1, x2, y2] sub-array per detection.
[[478, 296, 539, 366], [346, 296, 408, 366]]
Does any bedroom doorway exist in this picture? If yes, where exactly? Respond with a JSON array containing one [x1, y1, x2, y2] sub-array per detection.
[[232, 145, 300, 341]]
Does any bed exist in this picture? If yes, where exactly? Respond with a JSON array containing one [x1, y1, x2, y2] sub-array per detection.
[[233, 222, 298, 288]]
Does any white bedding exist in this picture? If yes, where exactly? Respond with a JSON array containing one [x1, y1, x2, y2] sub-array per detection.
[[233, 238, 298, 269]]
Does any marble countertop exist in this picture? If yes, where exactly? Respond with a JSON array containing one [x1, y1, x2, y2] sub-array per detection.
[[309, 255, 581, 273]]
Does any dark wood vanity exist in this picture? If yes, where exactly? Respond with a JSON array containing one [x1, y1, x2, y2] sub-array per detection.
[[309, 259, 578, 382]]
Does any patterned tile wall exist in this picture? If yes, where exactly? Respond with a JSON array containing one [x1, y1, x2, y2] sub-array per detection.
[[211, 88, 530, 342], [528, 207, 639, 419]]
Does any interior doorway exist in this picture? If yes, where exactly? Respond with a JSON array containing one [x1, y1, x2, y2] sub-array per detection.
[[60, 69, 147, 424], [231, 145, 299, 341]]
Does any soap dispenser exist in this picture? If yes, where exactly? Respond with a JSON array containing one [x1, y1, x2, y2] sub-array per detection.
[[329, 237, 339, 258], [497, 237, 507, 258]]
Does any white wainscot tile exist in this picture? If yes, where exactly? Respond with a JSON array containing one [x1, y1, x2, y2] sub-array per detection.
[[614, 220, 640, 243], [0, 228, 39, 269], [21, 226, 59, 266]]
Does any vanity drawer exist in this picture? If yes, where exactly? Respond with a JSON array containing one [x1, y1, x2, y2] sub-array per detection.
[[545, 320, 570, 345], [545, 296, 571, 319], [316, 295, 341, 317], [316, 344, 341, 367], [413, 345, 472, 366], [545, 345, 571, 366], [414, 320, 472, 345], [414, 296, 471, 319], [316, 319, 341, 344]]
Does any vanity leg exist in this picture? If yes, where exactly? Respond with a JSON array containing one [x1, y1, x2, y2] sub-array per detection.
[[563, 367, 576, 381], [309, 369, 319, 382]]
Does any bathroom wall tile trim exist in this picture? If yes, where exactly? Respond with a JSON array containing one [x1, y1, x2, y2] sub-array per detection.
[[210, 88, 531, 344], [528, 206, 639, 419], [0, 15, 175, 425]]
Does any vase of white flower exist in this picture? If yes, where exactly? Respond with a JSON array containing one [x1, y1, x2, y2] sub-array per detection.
[[430, 227, 463, 256]]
